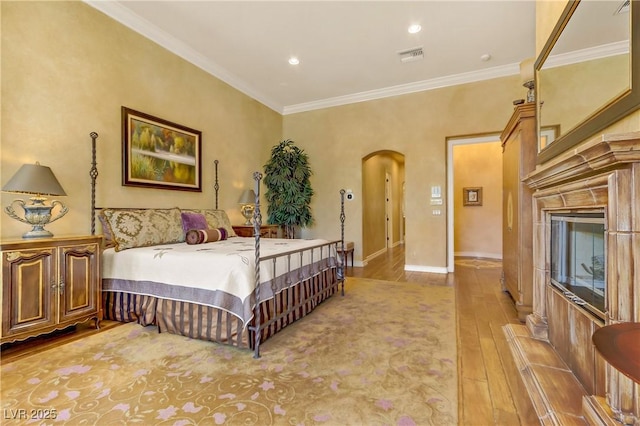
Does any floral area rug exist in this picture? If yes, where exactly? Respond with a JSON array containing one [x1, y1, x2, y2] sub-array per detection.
[[1, 278, 457, 425]]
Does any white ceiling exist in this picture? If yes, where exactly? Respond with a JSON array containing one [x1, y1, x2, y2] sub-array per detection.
[[86, 1, 540, 114]]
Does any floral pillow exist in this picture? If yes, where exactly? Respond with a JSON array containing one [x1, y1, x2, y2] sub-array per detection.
[[102, 207, 184, 251], [97, 213, 116, 248]]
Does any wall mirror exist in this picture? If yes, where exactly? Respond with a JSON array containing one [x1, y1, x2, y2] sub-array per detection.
[[536, 0, 639, 163]]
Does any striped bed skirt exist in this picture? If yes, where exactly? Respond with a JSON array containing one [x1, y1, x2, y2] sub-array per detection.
[[102, 268, 339, 350]]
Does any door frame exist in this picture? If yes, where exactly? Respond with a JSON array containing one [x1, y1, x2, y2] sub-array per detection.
[[446, 133, 501, 272]]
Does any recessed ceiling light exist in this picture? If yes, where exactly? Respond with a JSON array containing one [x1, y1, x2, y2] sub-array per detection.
[[288, 57, 300, 65], [408, 24, 422, 34]]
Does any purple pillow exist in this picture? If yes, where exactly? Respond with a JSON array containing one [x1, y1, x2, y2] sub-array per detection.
[[181, 212, 208, 235]]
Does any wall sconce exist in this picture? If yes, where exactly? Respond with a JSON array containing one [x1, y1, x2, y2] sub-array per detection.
[[520, 57, 535, 103], [238, 189, 257, 225], [2, 162, 68, 238]]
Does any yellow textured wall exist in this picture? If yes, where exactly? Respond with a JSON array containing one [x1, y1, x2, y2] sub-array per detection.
[[362, 156, 387, 258], [536, 1, 569, 55], [453, 141, 502, 259], [5, 1, 633, 271], [539, 55, 628, 135], [1, 1, 281, 240], [283, 77, 522, 269]]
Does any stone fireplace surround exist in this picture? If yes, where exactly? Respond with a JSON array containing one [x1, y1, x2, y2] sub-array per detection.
[[504, 132, 639, 425]]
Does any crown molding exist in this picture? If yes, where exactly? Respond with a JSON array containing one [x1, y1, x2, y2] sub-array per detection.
[[85, 1, 525, 116], [284, 40, 628, 114], [84, 1, 629, 116], [84, 0, 284, 113], [283, 64, 519, 115], [543, 40, 628, 69]]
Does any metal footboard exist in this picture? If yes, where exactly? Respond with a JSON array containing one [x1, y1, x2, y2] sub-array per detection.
[[250, 172, 346, 358]]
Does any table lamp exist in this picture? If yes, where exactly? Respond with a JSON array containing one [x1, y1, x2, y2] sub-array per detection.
[[238, 189, 256, 225], [2, 162, 68, 238]]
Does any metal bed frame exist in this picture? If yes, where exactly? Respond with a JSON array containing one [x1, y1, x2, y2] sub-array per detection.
[[88, 132, 345, 358]]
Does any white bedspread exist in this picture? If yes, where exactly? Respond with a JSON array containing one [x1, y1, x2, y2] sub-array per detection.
[[102, 237, 336, 318]]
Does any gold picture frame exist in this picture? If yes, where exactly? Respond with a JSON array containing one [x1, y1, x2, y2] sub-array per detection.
[[122, 107, 202, 192], [463, 187, 482, 206]]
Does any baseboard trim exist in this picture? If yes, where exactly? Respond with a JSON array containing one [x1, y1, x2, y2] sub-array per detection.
[[404, 264, 448, 274], [364, 247, 387, 264]]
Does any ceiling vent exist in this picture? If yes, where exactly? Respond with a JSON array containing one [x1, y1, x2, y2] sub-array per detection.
[[615, 0, 630, 14], [398, 47, 424, 63]]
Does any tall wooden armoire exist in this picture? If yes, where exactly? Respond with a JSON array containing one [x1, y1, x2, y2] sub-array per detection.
[[500, 102, 536, 321]]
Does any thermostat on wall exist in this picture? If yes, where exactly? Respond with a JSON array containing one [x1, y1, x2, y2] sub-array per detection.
[[346, 189, 354, 201]]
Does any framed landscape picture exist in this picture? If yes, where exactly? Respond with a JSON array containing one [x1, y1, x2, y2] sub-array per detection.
[[122, 107, 202, 191]]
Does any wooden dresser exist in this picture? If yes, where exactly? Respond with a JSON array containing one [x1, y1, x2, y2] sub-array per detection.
[[500, 102, 536, 321], [1, 235, 102, 344]]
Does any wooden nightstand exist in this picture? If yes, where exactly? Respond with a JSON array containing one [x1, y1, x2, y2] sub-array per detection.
[[1, 235, 102, 344], [336, 241, 355, 268], [232, 225, 279, 238]]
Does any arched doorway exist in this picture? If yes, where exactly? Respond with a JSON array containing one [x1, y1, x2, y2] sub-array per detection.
[[361, 150, 405, 263]]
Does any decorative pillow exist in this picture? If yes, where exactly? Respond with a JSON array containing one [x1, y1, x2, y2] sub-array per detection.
[[204, 210, 237, 237], [185, 228, 228, 245], [181, 212, 208, 236], [102, 207, 184, 251], [181, 209, 237, 237], [97, 213, 115, 248]]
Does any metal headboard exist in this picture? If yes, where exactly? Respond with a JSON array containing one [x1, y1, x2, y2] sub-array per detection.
[[87, 132, 346, 360], [88, 132, 221, 235]]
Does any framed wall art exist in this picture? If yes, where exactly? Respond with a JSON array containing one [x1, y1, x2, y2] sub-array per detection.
[[539, 124, 561, 151], [463, 187, 483, 206], [122, 107, 202, 191]]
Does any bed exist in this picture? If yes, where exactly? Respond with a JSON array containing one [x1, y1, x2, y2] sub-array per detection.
[[89, 134, 346, 357]]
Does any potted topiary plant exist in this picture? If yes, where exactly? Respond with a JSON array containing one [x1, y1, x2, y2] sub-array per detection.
[[263, 139, 314, 238]]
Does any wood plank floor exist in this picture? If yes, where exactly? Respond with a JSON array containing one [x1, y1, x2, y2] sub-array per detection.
[[351, 245, 539, 425], [2, 245, 540, 425]]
